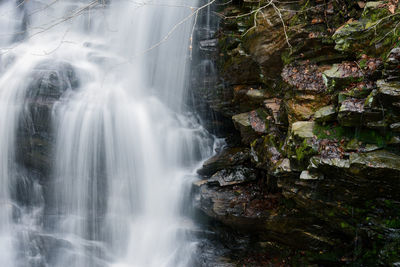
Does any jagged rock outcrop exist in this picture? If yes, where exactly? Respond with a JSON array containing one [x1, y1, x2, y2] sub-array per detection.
[[16, 61, 78, 175], [192, 0, 400, 265]]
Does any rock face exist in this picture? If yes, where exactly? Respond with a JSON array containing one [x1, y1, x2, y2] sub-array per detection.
[[192, 0, 400, 265], [16, 61, 78, 175]]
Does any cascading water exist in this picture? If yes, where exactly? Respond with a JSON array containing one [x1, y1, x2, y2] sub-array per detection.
[[0, 1, 216, 266]]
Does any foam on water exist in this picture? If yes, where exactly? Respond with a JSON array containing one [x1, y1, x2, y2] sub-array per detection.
[[0, 1, 215, 266]]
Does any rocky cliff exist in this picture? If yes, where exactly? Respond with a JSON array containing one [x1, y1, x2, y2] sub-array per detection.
[[192, 0, 400, 265]]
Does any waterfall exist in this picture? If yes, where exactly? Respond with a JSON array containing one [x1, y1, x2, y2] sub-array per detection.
[[0, 1, 215, 266]]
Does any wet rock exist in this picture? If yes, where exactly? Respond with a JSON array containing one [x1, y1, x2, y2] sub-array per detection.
[[366, 120, 387, 131], [338, 82, 375, 103], [16, 136, 52, 175], [345, 138, 382, 152], [333, 19, 366, 53], [231, 86, 268, 112], [243, 5, 293, 81], [196, 182, 337, 250], [291, 121, 315, 139], [390, 122, 400, 132], [308, 156, 350, 171], [377, 80, 400, 104], [264, 98, 283, 124], [232, 112, 257, 144], [349, 150, 400, 180], [232, 109, 269, 144], [22, 61, 78, 133], [282, 64, 332, 122], [384, 47, 400, 82], [199, 39, 218, 52], [337, 98, 365, 126], [220, 45, 261, 85], [286, 121, 319, 170], [322, 63, 363, 91], [248, 110, 268, 134], [272, 158, 293, 177], [285, 93, 331, 123], [208, 166, 257, 187], [338, 95, 383, 127], [332, 3, 395, 56], [197, 147, 250, 177], [314, 105, 337, 123], [299, 170, 323, 180], [16, 60, 79, 174], [197, 183, 277, 222], [245, 89, 265, 100], [250, 131, 286, 175], [282, 63, 327, 93]]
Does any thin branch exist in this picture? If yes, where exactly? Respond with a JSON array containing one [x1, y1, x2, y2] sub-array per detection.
[[140, 0, 217, 55], [1, 0, 100, 55]]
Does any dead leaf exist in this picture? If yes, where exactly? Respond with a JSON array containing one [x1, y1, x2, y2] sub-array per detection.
[[389, 4, 396, 14], [357, 1, 366, 8], [311, 18, 324, 24]]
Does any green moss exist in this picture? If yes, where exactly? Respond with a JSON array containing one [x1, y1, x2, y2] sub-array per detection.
[[313, 124, 394, 147], [358, 59, 367, 69], [295, 139, 315, 163], [354, 128, 393, 147], [281, 49, 293, 66], [340, 221, 350, 228], [385, 219, 400, 228]]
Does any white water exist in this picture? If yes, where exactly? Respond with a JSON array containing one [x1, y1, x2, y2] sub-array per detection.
[[0, 1, 215, 266]]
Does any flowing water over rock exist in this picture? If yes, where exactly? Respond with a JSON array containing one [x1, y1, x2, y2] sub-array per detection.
[[0, 1, 216, 266]]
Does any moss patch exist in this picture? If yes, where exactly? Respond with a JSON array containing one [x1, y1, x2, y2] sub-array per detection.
[[313, 123, 394, 147]]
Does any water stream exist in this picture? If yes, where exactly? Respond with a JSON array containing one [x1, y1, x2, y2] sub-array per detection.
[[0, 1, 215, 266]]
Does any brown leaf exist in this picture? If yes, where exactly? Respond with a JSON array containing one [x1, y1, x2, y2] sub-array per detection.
[[311, 18, 324, 24], [308, 32, 316, 38], [357, 1, 366, 8], [389, 4, 396, 14], [336, 20, 353, 32]]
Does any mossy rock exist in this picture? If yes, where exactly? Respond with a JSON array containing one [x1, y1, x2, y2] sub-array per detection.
[[285, 121, 318, 169], [377, 80, 400, 103], [322, 64, 364, 91], [314, 105, 337, 123], [232, 109, 270, 144], [349, 150, 400, 180], [291, 121, 316, 139], [333, 4, 400, 57]]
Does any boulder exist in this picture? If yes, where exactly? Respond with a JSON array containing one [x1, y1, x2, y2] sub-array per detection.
[[286, 121, 319, 169], [197, 147, 250, 176], [337, 98, 382, 127], [337, 98, 365, 127], [232, 109, 269, 144], [322, 63, 363, 91], [207, 166, 257, 187], [195, 182, 338, 250], [220, 45, 261, 85], [264, 98, 283, 124], [332, 2, 396, 56], [299, 170, 323, 180], [390, 122, 400, 132], [16, 61, 79, 174], [349, 150, 400, 181], [384, 47, 400, 82], [314, 105, 337, 123], [377, 80, 400, 104], [291, 121, 315, 139], [243, 5, 292, 81]]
